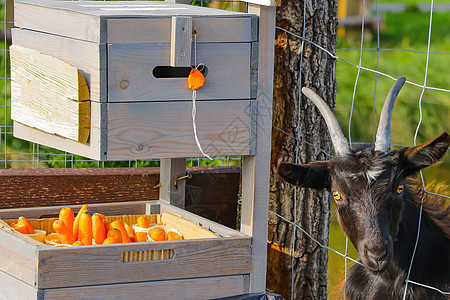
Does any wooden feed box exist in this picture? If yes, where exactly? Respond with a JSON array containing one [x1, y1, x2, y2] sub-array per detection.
[[0, 201, 251, 299], [11, 0, 258, 160]]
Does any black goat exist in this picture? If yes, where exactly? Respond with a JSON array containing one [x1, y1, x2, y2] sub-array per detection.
[[277, 77, 450, 299]]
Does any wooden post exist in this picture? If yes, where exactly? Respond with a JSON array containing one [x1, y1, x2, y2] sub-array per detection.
[[241, 3, 276, 293], [159, 8, 191, 208]]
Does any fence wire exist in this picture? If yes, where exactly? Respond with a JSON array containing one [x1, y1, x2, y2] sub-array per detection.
[[0, 0, 449, 298]]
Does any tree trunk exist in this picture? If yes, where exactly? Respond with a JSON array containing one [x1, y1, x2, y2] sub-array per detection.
[[267, 0, 337, 299]]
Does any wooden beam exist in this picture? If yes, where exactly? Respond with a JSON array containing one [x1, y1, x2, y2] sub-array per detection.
[[241, 4, 276, 293], [10, 45, 91, 143], [159, 158, 187, 208]]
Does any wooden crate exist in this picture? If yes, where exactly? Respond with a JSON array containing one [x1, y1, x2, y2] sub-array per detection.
[[0, 201, 251, 299], [11, 0, 258, 160]]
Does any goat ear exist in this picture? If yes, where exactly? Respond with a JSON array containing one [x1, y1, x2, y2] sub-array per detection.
[[277, 161, 331, 190], [402, 132, 450, 177]]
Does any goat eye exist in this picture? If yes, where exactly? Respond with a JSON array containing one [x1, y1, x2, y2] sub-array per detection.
[[397, 184, 404, 194], [332, 191, 342, 201]]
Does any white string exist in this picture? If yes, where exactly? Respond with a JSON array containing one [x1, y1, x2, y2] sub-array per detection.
[[191, 89, 212, 161], [190, 31, 212, 161]]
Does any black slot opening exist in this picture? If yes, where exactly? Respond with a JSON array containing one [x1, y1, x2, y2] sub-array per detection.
[[152, 66, 208, 78]]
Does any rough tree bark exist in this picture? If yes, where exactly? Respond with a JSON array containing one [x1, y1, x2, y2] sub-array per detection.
[[267, 0, 337, 299]]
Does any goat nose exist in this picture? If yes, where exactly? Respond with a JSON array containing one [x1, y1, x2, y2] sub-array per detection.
[[366, 247, 388, 262], [365, 245, 388, 264]]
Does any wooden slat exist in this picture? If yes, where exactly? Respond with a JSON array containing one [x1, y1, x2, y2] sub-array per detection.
[[14, 0, 103, 43], [159, 158, 187, 208], [241, 4, 276, 293], [12, 28, 106, 103], [158, 201, 246, 237], [107, 17, 255, 44], [170, 16, 192, 67], [10, 45, 91, 143], [39, 275, 246, 300], [106, 100, 254, 160], [0, 224, 37, 287], [0, 270, 38, 300], [36, 236, 250, 289], [107, 42, 251, 102], [0, 168, 160, 210]]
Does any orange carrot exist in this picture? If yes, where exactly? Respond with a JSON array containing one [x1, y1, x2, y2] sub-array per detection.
[[73, 204, 88, 241], [106, 228, 122, 243], [92, 213, 107, 245], [135, 231, 147, 243], [72, 241, 84, 246], [124, 223, 135, 236], [110, 220, 131, 243], [59, 207, 74, 230], [137, 216, 150, 228], [53, 219, 75, 245], [78, 210, 92, 245], [12, 223, 29, 234], [103, 237, 118, 244], [18, 216, 34, 234]]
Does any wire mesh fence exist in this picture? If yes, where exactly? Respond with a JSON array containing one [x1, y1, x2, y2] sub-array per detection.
[[0, 0, 449, 298]]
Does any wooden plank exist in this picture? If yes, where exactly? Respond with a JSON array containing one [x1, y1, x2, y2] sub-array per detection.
[[14, 0, 103, 43], [39, 275, 246, 300], [0, 224, 38, 287], [241, 4, 276, 293], [159, 158, 186, 208], [36, 237, 251, 289], [0, 270, 38, 300], [13, 101, 105, 161], [106, 100, 254, 160], [107, 17, 254, 44], [12, 28, 105, 103], [170, 16, 192, 67], [107, 42, 251, 102], [0, 168, 160, 210], [158, 201, 246, 237], [0, 201, 149, 220], [10, 45, 91, 143], [161, 212, 220, 239]]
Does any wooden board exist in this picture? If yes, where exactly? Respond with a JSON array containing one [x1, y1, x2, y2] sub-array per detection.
[[12, 28, 106, 103], [15, 0, 256, 44], [107, 17, 256, 44], [10, 45, 91, 143], [106, 100, 256, 160], [108, 42, 251, 102], [13, 101, 105, 161], [0, 270, 247, 300]]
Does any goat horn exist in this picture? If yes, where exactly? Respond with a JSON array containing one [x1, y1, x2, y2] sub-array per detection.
[[302, 87, 350, 157], [374, 76, 406, 153]]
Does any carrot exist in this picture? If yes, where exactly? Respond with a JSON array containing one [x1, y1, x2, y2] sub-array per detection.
[[12, 223, 29, 234], [124, 223, 135, 236], [73, 204, 88, 241], [78, 210, 93, 245], [106, 228, 122, 243], [17, 216, 34, 234], [103, 237, 118, 244], [72, 241, 84, 246], [110, 220, 131, 243], [59, 207, 74, 230], [53, 219, 75, 245], [150, 227, 165, 241], [137, 216, 150, 228], [135, 231, 148, 243], [92, 213, 107, 245]]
